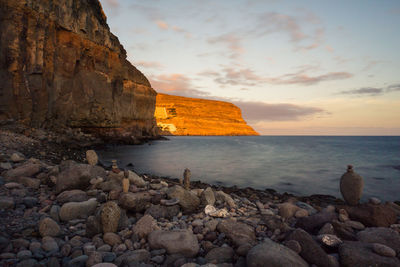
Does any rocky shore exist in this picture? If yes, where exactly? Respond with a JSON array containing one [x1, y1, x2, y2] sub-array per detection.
[[1, 125, 400, 267]]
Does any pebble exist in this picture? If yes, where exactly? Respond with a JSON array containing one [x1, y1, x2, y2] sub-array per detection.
[[68, 254, 88, 266], [42, 236, 59, 252], [369, 197, 381, 205], [17, 250, 32, 260], [372, 243, 396, 257]]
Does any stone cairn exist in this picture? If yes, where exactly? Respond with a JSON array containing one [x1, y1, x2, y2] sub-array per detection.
[[183, 168, 191, 190], [340, 165, 364, 205], [122, 170, 130, 193]]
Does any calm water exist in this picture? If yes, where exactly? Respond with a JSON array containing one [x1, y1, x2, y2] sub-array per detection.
[[97, 136, 400, 201]]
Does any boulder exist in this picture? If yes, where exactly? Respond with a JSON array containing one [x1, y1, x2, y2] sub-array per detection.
[[128, 171, 146, 187], [56, 162, 106, 193], [339, 241, 400, 267], [133, 214, 160, 239], [205, 246, 234, 263], [215, 191, 236, 208], [167, 185, 200, 213], [295, 211, 337, 233], [56, 190, 88, 204], [217, 219, 256, 246], [118, 192, 152, 212], [278, 202, 303, 219], [103, 233, 122, 246], [357, 227, 400, 255], [39, 217, 60, 237], [148, 230, 199, 257], [4, 162, 41, 178], [101, 201, 121, 233], [4, 176, 40, 189], [287, 229, 336, 267], [86, 150, 98, 166], [145, 204, 180, 219], [200, 187, 216, 206], [246, 238, 308, 267], [341, 203, 397, 227], [59, 198, 98, 221]]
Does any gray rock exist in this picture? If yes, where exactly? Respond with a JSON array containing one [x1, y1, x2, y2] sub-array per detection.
[[16, 259, 37, 267], [205, 246, 234, 263], [133, 214, 160, 239], [145, 204, 180, 219], [56, 162, 106, 193], [0, 162, 12, 170], [39, 217, 60, 237], [118, 192, 152, 212], [340, 165, 364, 206], [295, 211, 337, 233], [148, 230, 199, 257], [23, 196, 38, 208], [284, 240, 302, 254], [167, 185, 200, 213], [317, 234, 343, 248], [4, 162, 40, 178], [288, 228, 336, 267], [86, 251, 102, 266], [200, 187, 216, 206], [59, 198, 98, 221], [101, 201, 121, 233], [372, 243, 396, 257], [86, 150, 98, 166], [357, 227, 400, 255], [217, 219, 256, 246], [116, 249, 150, 266], [339, 241, 400, 267], [57, 190, 88, 204], [86, 215, 102, 238], [50, 205, 60, 222], [0, 196, 14, 209], [10, 152, 24, 162], [42, 236, 59, 252], [103, 232, 121, 246], [215, 191, 236, 208], [247, 238, 308, 267], [5, 176, 41, 189], [128, 171, 146, 187], [68, 254, 88, 267], [16, 250, 32, 260]]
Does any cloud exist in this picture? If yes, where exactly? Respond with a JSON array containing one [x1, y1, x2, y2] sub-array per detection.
[[149, 74, 209, 98], [155, 20, 169, 30], [208, 33, 245, 58], [254, 11, 326, 51], [199, 67, 352, 87], [339, 83, 400, 96], [135, 61, 164, 70], [269, 71, 353, 86], [235, 101, 326, 122]]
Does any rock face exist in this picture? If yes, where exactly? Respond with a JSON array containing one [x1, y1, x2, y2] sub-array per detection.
[[0, 0, 156, 140], [155, 93, 259, 136]]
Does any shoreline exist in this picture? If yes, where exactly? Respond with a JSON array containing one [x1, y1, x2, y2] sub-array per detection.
[[1, 124, 400, 266]]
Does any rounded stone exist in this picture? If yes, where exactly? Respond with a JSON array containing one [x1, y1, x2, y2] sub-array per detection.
[[39, 217, 60, 237], [86, 150, 98, 166], [372, 243, 396, 257], [103, 233, 122, 246], [340, 165, 364, 206], [101, 201, 121, 233]]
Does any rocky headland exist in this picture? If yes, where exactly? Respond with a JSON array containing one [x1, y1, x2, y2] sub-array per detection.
[[0, 126, 399, 267], [155, 94, 258, 136], [0, 0, 157, 142]]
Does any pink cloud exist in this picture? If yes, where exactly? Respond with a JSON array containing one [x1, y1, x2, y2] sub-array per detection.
[[149, 74, 209, 97], [155, 20, 169, 30], [208, 33, 245, 58]]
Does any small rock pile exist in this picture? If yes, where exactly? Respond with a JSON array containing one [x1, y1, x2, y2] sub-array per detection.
[[0, 133, 400, 266]]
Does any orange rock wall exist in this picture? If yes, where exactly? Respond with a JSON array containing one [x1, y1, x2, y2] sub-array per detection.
[[0, 0, 157, 141], [155, 94, 259, 136]]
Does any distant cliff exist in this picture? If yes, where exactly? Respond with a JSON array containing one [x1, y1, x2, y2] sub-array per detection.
[[155, 93, 259, 136], [0, 0, 157, 141]]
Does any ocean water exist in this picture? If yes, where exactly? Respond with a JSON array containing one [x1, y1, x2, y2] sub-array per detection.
[[97, 136, 400, 201]]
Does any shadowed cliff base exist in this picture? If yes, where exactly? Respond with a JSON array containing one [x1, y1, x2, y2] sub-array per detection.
[[154, 93, 259, 136]]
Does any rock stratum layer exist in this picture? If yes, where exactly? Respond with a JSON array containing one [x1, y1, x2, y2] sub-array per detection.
[[155, 93, 259, 136], [0, 0, 157, 140]]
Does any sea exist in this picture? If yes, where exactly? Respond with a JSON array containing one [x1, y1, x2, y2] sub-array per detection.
[[97, 136, 400, 202]]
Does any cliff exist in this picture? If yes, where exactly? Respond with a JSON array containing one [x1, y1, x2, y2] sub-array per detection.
[[155, 93, 259, 136], [0, 0, 157, 141]]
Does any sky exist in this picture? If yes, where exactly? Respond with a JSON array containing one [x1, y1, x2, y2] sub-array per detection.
[[99, 0, 400, 135]]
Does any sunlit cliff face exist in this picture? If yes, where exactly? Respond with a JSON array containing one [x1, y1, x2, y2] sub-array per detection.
[[154, 94, 259, 136]]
